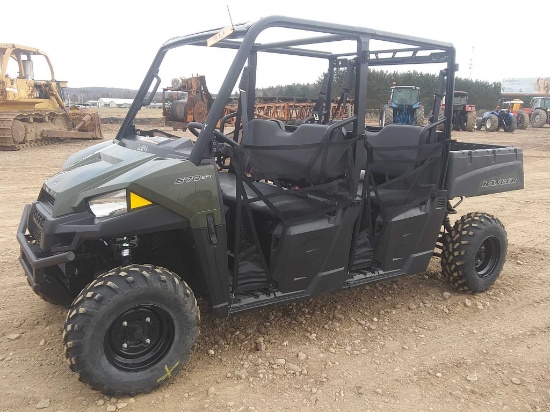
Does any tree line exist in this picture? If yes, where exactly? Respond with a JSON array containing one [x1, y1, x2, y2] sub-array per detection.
[[256, 69, 503, 111], [65, 70, 504, 112]]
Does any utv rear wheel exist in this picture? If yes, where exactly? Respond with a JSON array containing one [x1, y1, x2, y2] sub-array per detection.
[[441, 212, 507, 293], [63, 265, 199, 395], [517, 111, 529, 129], [484, 114, 498, 131], [383, 106, 394, 126], [531, 109, 547, 128], [465, 111, 476, 132]]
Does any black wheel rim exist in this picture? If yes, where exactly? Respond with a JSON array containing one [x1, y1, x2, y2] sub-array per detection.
[[474, 236, 500, 278], [104, 305, 175, 372]]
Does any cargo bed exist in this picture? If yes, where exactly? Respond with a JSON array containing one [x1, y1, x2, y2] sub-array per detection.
[[444, 141, 524, 198]]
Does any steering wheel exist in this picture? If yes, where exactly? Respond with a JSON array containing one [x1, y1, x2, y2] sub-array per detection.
[[187, 122, 238, 147]]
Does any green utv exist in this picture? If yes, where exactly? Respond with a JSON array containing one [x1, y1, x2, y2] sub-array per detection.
[[17, 16, 524, 395]]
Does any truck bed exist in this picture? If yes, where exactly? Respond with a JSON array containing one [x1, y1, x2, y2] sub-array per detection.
[[444, 141, 524, 198]]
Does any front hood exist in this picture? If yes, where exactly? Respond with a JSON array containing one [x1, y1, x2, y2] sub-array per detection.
[[44, 143, 156, 217], [41, 136, 221, 228]]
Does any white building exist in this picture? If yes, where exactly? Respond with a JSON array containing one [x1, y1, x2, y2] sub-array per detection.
[[97, 98, 134, 108]]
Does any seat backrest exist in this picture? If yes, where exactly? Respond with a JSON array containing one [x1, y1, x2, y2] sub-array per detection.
[[241, 119, 348, 184], [364, 124, 424, 182]]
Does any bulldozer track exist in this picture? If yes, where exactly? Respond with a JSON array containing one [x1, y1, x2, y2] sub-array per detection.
[[0, 136, 66, 151], [0, 112, 98, 151], [0, 112, 59, 150]]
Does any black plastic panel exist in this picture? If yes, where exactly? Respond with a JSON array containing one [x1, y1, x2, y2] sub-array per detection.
[[445, 145, 524, 198]]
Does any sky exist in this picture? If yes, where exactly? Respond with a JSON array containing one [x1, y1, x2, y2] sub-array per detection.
[[3, 0, 546, 92]]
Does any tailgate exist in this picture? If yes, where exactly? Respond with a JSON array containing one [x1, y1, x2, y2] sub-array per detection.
[[445, 142, 524, 198]]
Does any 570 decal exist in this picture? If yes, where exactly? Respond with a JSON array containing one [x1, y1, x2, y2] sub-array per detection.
[[174, 175, 212, 184], [481, 177, 518, 188]]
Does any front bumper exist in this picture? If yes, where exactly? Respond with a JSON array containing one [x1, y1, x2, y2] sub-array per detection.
[[17, 204, 76, 306]]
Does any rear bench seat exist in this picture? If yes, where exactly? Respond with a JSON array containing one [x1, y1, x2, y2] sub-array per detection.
[[357, 124, 426, 208]]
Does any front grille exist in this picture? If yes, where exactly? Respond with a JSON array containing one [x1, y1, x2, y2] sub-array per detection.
[[28, 206, 44, 244], [32, 207, 45, 227]]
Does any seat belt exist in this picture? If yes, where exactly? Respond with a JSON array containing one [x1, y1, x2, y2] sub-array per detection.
[[312, 74, 329, 123], [332, 60, 354, 122]]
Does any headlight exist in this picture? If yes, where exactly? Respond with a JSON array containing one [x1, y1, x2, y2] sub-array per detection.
[[88, 190, 127, 217]]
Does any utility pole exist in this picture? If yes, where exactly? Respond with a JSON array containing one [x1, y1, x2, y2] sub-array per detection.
[[468, 46, 474, 79]]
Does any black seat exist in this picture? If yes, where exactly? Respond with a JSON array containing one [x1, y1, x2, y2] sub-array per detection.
[[241, 119, 348, 185], [364, 124, 425, 183], [218, 172, 323, 221], [356, 124, 431, 216], [356, 182, 414, 208]]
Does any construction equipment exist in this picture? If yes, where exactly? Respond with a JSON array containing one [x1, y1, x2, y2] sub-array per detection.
[[480, 107, 517, 132], [379, 85, 424, 126], [162, 75, 213, 130], [449, 91, 476, 131], [529, 96, 550, 128], [0, 44, 103, 150], [163, 75, 352, 130], [17, 16, 523, 396], [498, 98, 529, 129]]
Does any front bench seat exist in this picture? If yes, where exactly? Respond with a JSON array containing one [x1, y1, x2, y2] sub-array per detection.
[[242, 119, 348, 185], [218, 172, 324, 221]]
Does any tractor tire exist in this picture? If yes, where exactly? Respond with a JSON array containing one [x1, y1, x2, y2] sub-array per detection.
[[476, 118, 482, 130], [531, 109, 547, 128], [414, 106, 425, 126], [63, 264, 200, 396], [383, 106, 394, 126], [454, 119, 462, 131], [517, 111, 529, 129], [484, 114, 498, 132], [465, 111, 476, 132], [503, 114, 517, 133], [441, 212, 507, 293]]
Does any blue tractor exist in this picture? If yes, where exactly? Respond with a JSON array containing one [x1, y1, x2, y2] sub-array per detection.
[[479, 107, 517, 133], [379, 85, 424, 126]]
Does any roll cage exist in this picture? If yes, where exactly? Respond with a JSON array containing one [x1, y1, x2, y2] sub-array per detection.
[[117, 15, 456, 167]]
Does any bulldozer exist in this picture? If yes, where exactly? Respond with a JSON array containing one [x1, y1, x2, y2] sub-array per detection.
[[0, 43, 103, 150]]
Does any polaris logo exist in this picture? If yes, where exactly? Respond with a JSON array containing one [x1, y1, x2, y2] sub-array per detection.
[[481, 177, 517, 188], [174, 175, 212, 184]]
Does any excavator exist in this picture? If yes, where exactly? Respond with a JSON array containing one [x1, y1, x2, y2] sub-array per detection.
[[0, 44, 103, 150]]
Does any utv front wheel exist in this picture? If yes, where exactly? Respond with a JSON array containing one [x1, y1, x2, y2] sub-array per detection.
[[63, 265, 199, 395], [441, 212, 507, 293]]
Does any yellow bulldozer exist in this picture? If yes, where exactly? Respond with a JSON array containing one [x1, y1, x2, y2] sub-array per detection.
[[0, 43, 103, 150]]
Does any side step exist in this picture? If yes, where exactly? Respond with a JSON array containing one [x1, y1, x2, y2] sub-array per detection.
[[228, 268, 406, 314]]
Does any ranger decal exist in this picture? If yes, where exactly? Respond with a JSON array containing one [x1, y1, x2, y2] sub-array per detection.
[[481, 177, 518, 188]]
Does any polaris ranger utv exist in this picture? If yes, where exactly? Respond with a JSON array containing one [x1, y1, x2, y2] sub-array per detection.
[[17, 16, 524, 395]]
